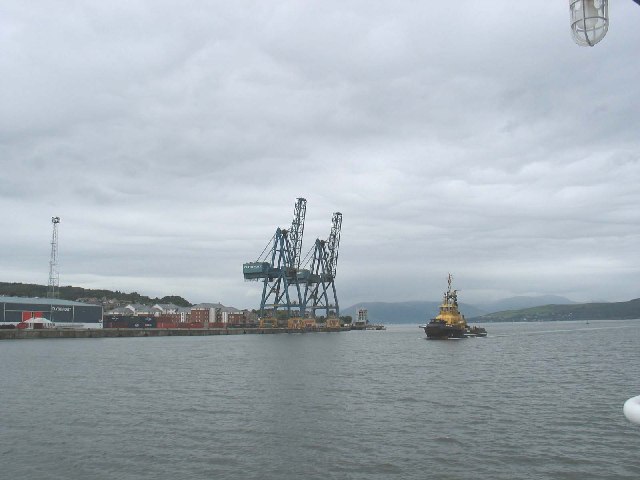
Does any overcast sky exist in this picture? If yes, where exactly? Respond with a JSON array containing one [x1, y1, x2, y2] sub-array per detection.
[[2, 1, 639, 309]]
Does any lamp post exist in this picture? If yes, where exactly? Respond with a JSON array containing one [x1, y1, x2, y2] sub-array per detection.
[[569, 0, 609, 46]]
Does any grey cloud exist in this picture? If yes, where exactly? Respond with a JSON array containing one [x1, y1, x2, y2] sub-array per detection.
[[1, 1, 639, 307]]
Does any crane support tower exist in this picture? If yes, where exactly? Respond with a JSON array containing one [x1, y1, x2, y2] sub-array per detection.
[[243, 199, 308, 322], [258, 227, 304, 320], [47, 216, 61, 299], [303, 212, 342, 319]]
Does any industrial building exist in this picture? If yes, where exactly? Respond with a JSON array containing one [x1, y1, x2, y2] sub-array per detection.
[[0, 296, 103, 329]]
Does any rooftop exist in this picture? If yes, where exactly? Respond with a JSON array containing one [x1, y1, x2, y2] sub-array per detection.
[[0, 296, 98, 307]]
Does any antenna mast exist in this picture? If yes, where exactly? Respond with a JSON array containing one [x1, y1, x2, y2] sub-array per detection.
[[47, 216, 61, 299]]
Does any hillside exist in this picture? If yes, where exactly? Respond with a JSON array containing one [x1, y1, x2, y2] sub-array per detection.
[[468, 298, 640, 322], [0, 282, 192, 307], [475, 295, 575, 313], [342, 295, 577, 324]]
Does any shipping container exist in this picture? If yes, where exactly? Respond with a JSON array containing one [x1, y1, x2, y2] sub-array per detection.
[[128, 317, 156, 328], [175, 322, 204, 329], [157, 321, 178, 329], [104, 319, 129, 329]]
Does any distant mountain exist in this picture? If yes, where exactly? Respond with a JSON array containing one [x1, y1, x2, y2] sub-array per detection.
[[342, 301, 487, 324], [0, 282, 192, 307], [468, 298, 640, 323], [340, 295, 624, 324], [476, 295, 575, 313]]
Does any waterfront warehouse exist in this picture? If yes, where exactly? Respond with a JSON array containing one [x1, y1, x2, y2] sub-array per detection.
[[0, 297, 103, 329]]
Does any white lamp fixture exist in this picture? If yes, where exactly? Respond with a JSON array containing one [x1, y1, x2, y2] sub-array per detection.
[[570, 0, 609, 46], [624, 395, 640, 425]]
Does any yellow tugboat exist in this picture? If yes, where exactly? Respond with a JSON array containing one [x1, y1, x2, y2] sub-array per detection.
[[422, 274, 487, 339]]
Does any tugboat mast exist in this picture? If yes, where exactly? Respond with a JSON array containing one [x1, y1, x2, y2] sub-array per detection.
[[445, 273, 458, 306]]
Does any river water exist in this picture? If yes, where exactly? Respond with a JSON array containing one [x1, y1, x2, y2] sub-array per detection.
[[1, 320, 639, 479]]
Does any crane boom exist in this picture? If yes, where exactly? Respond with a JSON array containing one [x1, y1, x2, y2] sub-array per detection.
[[327, 212, 342, 278], [289, 197, 307, 269]]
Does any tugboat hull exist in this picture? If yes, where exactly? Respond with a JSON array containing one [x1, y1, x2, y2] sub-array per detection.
[[424, 322, 487, 339], [465, 326, 487, 337], [424, 321, 465, 339]]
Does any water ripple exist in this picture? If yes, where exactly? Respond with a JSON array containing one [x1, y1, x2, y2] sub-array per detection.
[[1, 321, 639, 479]]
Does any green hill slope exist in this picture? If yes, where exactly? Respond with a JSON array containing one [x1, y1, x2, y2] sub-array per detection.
[[469, 298, 640, 322], [0, 282, 192, 307]]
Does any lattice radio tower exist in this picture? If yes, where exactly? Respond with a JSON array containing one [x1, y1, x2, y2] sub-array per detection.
[[47, 216, 61, 299]]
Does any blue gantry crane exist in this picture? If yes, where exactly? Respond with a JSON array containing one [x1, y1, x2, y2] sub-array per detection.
[[243, 198, 308, 322], [302, 212, 342, 321], [243, 199, 343, 326]]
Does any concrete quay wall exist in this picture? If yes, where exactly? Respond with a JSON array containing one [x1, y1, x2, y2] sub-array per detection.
[[0, 327, 348, 340]]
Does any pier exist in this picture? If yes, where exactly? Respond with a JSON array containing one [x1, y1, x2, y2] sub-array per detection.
[[0, 326, 353, 340]]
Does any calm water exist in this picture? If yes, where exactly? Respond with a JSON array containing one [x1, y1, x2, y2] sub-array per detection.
[[2, 321, 640, 480]]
